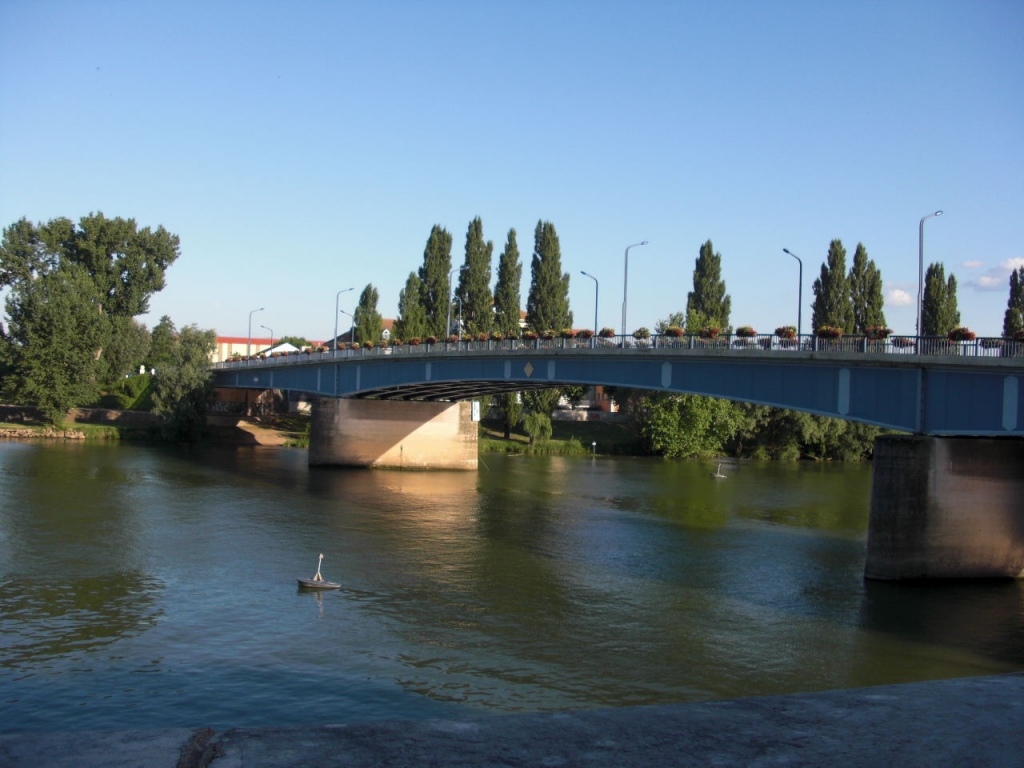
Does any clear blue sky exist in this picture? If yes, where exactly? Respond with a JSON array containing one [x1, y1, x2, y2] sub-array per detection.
[[2, 1, 1021, 339]]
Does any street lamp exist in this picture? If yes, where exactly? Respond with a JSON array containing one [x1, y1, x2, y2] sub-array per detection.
[[621, 241, 648, 339], [917, 210, 943, 341], [247, 307, 264, 359], [446, 265, 468, 339], [333, 287, 354, 354], [580, 270, 599, 347], [782, 249, 803, 339], [453, 295, 464, 337], [260, 324, 274, 353]]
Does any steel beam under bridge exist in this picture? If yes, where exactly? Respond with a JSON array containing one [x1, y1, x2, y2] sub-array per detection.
[[212, 349, 1024, 437]]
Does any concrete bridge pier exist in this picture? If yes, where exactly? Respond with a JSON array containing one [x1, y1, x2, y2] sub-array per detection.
[[866, 435, 1024, 579], [309, 398, 478, 470]]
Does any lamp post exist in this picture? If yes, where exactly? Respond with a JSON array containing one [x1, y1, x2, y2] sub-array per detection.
[[446, 265, 467, 339], [782, 249, 803, 340], [333, 287, 354, 354], [247, 307, 264, 360], [621, 241, 648, 339], [580, 270, 599, 347], [917, 210, 943, 341], [453, 296, 464, 337], [260, 324, 274, 353]]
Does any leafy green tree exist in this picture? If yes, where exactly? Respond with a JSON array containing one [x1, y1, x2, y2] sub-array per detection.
[[99, 317, 151, 383], [624, 391, 741, 459], [1003, 266, 1024, 337], [152, 324, 216, 442], [522, 410, 552, 445], [848, 243, 886, 333], [562, 385, 587, 410], [417, 225, 453, 338], [655, 312, 686, 334], [1, 264, 110, 422], [353, 284, 383, 344], [525, 220, 572, 333], [493, 228, 523, 336], [811, 239, 854, 333], [146, 315, 177, 371], [455, 217, 494, 335], [493, 392, 524, 440], [921, 263, 959, 335], [685, 240, 731, 331], [394, 272, 428, 341]]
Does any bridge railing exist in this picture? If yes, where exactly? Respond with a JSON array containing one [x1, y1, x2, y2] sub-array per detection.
[[214, 333, 1024, 369]]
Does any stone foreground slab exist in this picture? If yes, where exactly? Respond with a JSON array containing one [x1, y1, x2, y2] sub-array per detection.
[[3, 674, 1023, 768]]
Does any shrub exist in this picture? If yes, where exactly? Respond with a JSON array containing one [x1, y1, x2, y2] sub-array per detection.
[[598, 327, 616, 338], [523, 330, 539, 340], [864, 326, 892, 340], [815, 326, 843, 340], [947, 327, 976, 342], [775, 326, 797, 339], [425, 336, 438, 345], [663, 326, 684, 338], [698, 326, 720, 339], [633, 327, 651, 339], [490, 331, 504, 341], [575, 329, 595, 339], [735, 326, 756, 338]]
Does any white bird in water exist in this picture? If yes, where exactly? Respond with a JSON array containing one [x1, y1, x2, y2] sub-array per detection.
[[710, 463, 727, 479], [313, 553, 325, 582]]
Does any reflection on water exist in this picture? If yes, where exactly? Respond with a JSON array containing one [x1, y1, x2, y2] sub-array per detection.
[[1, 441, 1022, 733]]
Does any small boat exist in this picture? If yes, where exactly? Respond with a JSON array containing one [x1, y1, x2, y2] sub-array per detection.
[[710, 463, 727, 479], [297, 553, 341, 590]]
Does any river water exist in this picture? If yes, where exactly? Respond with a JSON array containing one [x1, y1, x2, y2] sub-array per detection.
[[1, 440, 1022, 733]]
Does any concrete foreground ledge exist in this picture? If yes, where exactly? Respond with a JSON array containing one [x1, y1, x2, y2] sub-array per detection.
[[3, 673, 1023, 768]]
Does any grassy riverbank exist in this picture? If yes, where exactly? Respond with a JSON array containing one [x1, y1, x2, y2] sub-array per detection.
[[479, 418, 641, 456]]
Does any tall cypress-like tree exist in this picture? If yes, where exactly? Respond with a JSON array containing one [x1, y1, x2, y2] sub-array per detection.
[[353, 284, 383, 344], [525, 220, 572, 333], [1003, 266, 1024, 337], [811, 239, 854, 333], [417, 225, 453, 339], [455, 217, 494, 335], [848, 242, 886, 332], [394, 272, 428, 341], [685, 240, 731, 332], [922, 263, 959, 335], [493, 228, 523, 336]]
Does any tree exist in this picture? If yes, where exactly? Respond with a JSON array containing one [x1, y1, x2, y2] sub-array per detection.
[[493, 228, 523, 336], [493, 392, 524, 440], [848, 243, 886, 333], [394, 272, 429, 341], [522, 410, 553, 446], [811, 239, 854, 333], [623, 391, 741, 459], [655, 312, 686, 334], [353, 284, 383, 344], [455, 217, 494, 335], [152, 325, 216, 442], [525, 220, 572, 333], [685, 240, 731, 331], [1003, 266, 1024, 338], [146, 315, 177, 371], [99, 317, 151, 383], [1, 264, 110, 422], [417, 225, 453, 339], [921, 263, 959, 335]]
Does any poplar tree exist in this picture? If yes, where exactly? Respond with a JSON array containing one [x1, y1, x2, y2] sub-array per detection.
[[1003, 266, 1024, 337], [455, 217, 494, 335], [921, 263, 959, 335], [353, 284, 383, 344], [685, 240, 731, 332], [493, 228, 523, 336], [811, 239, 854, 333], [394, 272, 428, 341], [848, 242, 886, 333], [525, 220, 572, 333], [417, 225, 453, 338]]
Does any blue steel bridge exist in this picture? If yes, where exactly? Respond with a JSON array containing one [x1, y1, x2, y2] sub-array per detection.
[[211, 334, 1024, 437]]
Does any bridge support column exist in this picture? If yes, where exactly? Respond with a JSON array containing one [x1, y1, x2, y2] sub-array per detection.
[[865, 435, 1024, 580], [309, 398, 478, 470]]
